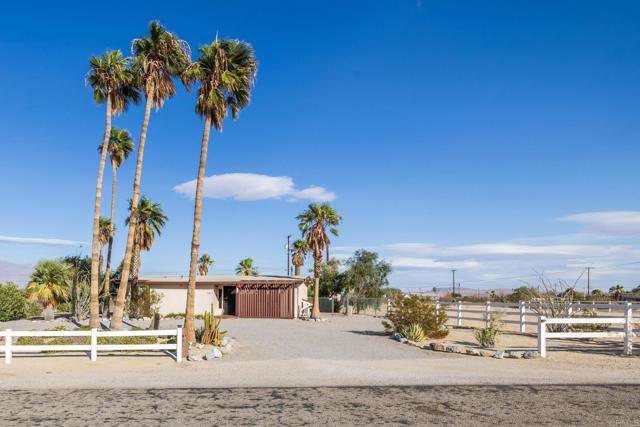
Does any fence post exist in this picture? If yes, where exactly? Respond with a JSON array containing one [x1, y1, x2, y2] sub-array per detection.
[[568, 301, 573, 317], [435, 299, 440, 316], [623, 303, 633, 356], [90, 328, 97, 362], [519, 301, 526, 334], [538, 316, 547, 358], [176, 327, 183, 363], [456, 301, 462, 327], [608, 300, 612, 313], [4, 329, 12, 364], [485, 301, 491, 326]]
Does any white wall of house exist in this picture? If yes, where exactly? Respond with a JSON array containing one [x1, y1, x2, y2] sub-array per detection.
[[150, 283, 223, 316]]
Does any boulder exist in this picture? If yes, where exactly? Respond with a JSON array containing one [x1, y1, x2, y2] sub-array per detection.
[[221, 344, 233, 354], [187, 354, 203, 362], [506, 351, 523, 359], [204, 348, 223, 360], [523, 351, 540, 359], [399, 337, 408, 344], [493, 351, 505, 359], [466, 348, 481, 356], [422, 344, 432, 350], [479, 350, 494, 358], [391, 332, 402, 341], [431, 343, 446, 352], [221, 337, 231, 347]]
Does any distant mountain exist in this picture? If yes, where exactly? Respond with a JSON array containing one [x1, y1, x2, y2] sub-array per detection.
[[411, 287, 515, 297], [0, 260, 33, 287]]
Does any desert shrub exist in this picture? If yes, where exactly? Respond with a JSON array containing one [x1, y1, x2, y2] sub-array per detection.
[[25, 300, 43, 318], [57, 302, 72, 313], [200, 310, 227, 346], [383, 294, 448, 339], [128, 286, 162, 319], [401, 323, 426, 343], [163, 312, 203, 320], [0, 283, 27, 321], [474, 317, 502, 348]]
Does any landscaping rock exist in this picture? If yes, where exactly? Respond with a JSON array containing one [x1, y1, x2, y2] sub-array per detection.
[[466, 348, 481, 356], [523, 351, 540, 359], [221, 344, 233, 354], [195, 343, 205, 349], [506, 351, 523, 359], [422, 344, 432, 350], [221, 337, 231, 347], [204, 348, 222, 360], [431, 343, 445, 352], [187, 354, 203, 362], [479, 350, 494, 358], [399, 337, 408, 344], [391, 332, 402, 341], [493, 351, 505, 359]]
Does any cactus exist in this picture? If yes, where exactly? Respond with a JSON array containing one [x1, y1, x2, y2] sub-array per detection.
[[201, 307, 227, 346]]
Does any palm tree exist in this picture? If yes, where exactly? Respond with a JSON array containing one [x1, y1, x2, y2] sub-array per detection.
[[297, 203, 341, 319], [111, 21, 190, 330], [125, 197, 168, 283], [99, 128, 134, 314], [87, 50, 140, 328], [181, 39, 257, 351], [98, 217, 112, 275], [26, 260, 71, 311], [236, 258, 258, 276], [609, 284, 625, 301], [291, 239, 309, 276], [198, 253, 214, 276]]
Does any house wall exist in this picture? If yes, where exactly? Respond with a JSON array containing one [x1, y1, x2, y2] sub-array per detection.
[[149, 283, 223, 316]]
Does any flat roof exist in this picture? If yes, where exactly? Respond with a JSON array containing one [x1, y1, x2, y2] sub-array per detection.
[[138, 275, 306, 286]]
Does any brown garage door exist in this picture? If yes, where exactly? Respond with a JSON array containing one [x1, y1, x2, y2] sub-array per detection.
[[236, 284, 294, 319]]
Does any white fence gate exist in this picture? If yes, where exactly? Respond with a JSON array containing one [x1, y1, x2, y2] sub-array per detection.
[[1, 328, 182, 364]]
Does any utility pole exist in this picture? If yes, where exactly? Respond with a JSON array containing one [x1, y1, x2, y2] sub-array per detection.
[[286, 234, 292, 276], [451, 269, 456, 297], [586, 266, 593, 296]]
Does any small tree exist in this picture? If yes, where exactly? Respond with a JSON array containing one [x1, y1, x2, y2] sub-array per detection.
[[0, 283, 27, 321], [383, 294, 448, 339]]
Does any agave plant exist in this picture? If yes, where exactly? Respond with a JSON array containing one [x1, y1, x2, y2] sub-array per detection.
[[401, 323, 426, 343]]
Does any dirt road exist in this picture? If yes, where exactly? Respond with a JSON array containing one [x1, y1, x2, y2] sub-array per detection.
[[2, 385, 638, 426]]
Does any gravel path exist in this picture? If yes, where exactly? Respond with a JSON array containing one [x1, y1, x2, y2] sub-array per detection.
[[1, 385, 638, 426]]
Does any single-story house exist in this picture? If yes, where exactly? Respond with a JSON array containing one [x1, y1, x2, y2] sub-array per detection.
[[137, 275, 308, 319]]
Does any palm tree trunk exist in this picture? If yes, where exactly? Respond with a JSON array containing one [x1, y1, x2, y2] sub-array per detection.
[[102, 161, 117, 316], [326, 244, 330, 264], [184, 117, 212, 357], [311, 251, 322, 320], [89, 93, 112, 328], [111, 95, 152, 330], [294, 264, 301, 276]]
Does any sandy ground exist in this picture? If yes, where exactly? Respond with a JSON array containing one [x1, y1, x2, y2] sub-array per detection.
[[1, 315, 638, 389], [1, 385, 639, 426]]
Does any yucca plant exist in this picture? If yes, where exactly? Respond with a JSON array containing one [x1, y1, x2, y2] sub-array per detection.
[[401, 323, 426, 343], [200, 308, 227, 346]]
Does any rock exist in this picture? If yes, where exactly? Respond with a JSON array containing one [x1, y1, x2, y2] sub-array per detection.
[[466, 348, 481, 356], [446, 345, 465, 353], [479, 350, 494, 358], [422, 344, 432, 350], [43, 307, 55, 321], [523, 351, 540, 359], [204, 348, 223, 360], [506, 351, 523, 359], [399, 337, 408, 344], [221, 344, 233, 354], [187, 354, 203, 362], [221, 337, 231, 347], [493, 351, 505, 359], [196, 343, 205, 349], [406, 340, 417, 346], [391, 332, 402, 341], [431, 343, 445, 352]]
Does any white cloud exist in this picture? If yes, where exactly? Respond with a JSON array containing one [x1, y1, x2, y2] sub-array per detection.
[[558, 211, 640, 235], [0, 236, 85, 246], [174, 173, 335, 202], [390, 257, 481, 269]]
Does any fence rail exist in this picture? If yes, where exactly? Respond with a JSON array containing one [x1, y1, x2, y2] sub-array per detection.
[[537, 303, 635, 357], [433, 300, 640, 334], [1, 328, 182, 364]]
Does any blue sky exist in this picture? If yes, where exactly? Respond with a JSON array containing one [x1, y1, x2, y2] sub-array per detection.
[[1, 1, 640, 291]]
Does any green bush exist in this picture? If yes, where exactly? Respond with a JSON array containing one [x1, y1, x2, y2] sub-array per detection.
[[56, 302, 72, 313], [383, 294, 449, 339], [401, 323, 426, 343], [0, 283, 27, 321], [25, 300, 43, 318], [15, 326, 157, 346], [474, 317, 502, 348], [128, 286, 162, 319]]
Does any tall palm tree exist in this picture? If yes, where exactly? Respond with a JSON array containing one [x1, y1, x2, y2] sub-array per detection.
[[609, 284, 625, 301], [198, 253, 214, 276], [291, 239, 309, 276], [99, 128, 134, 314], [297, 203, 342, 319], [235, 258, 258, 276], [111, 21, 190, 330], [87, 50, 140, 328], [26, 260, 71, 311], [125, 196, 168, 282], [181, 39, 257, 351]]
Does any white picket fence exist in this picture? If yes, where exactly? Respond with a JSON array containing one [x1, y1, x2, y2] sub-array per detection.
[[1, 328, 182, 364], [537, 303, 635, 357]]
